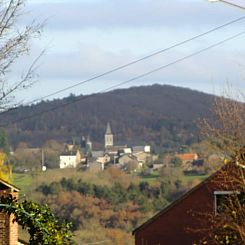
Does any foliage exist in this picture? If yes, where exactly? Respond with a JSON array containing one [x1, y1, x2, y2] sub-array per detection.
[[34, 175, 175, 243], [0, 152, 12, 182], [42, 140, 63, 169], [200, 91, 245, 157], [0, 195, 73, 244], [37, 177, 170, 212], [13, 165, 207, 244], [1, 85, 215, 148], [13, 146, 41, 171], [171, 156, 182, 167]]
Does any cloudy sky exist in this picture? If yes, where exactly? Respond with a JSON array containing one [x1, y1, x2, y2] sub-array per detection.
[[12, 0, 245, 103]]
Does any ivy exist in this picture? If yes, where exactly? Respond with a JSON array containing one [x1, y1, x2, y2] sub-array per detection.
[[0, 195, 74, 244]]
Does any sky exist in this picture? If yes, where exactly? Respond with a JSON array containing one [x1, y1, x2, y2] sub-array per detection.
[[10, 0, 245, 103]]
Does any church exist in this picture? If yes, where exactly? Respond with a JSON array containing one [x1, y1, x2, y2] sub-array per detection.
[[96, 122, 151, 168], [59, 122, 151, 170]]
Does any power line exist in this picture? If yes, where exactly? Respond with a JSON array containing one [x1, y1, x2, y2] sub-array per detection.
[[1, 14, 245, 118], [1, 29, 245, 127], [215, 0, 245, 10], [16, 15, 245, 105]]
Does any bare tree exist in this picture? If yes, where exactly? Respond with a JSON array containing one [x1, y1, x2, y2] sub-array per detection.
[[197, 88, 245, 244], [0, 0, 42, 110], [201, 88, 245, 158]]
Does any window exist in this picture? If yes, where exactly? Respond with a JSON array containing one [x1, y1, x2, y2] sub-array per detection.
[[214, 191, 244, 215]]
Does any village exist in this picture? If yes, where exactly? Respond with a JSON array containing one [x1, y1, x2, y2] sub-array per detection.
[[58, 122, 206, 173]]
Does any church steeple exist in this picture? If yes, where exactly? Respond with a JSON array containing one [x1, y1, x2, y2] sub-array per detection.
[[105, 122, 113, 148], [105, 122, 112, 134]]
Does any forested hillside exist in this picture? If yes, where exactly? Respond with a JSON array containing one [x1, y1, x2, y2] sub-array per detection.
[[0, 84, 215, 149]]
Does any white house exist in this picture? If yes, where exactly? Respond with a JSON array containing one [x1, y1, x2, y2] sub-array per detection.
[[144, 145, 151, 153], [59, 150, 81, 169]]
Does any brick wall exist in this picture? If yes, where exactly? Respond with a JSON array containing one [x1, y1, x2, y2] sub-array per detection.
[[0, 189, 19, 245], [0, 212, 8, 245], [9, 213, 18, 245]]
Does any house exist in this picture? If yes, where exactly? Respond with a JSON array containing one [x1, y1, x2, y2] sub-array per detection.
[[59, 149, 81, 168], [117, 154, 139, 171], [0, 179, 19, 245], [133, 162, 244, 244], [133, 151, 151, 167], [118, 154, 137, 165], [132, 146, 145, 153], [132, 145, 151, 153], [176, 153, 198, 163], [123, 148, 132, 154], [96, 153, 111, 165]]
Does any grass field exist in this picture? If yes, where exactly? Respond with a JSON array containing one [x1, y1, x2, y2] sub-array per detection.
[[182, 174, 208, 183], [139, 171, 160, 183], [13, 173, 33, 196], [138, 170, 209, 185]]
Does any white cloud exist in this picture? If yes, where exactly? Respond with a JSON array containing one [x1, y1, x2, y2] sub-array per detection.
[[25, 0, 244, 30], [11, 0, 245, 102]]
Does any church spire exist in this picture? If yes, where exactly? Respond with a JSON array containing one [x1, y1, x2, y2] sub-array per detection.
[[105, 122, 113, 148], [105, 122, 112, 135]]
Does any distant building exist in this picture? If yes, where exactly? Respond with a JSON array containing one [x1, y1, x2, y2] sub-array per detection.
[[62, 123, 153, 171], [86, 136, 92, 151], [118, 154, 137, 165], [123, 148, 132, 154], [104, 122, 113, 148], [177, 153, 198, 163], [59, 150, 81, 168], [96, 153, 111, 165], [144, 145, 151, 153]]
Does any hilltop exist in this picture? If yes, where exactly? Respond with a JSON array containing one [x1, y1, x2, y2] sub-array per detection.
[[1, 84, 215, 149]]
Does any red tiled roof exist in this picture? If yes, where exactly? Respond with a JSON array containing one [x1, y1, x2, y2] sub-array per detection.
[[177, 153, 197, 161]]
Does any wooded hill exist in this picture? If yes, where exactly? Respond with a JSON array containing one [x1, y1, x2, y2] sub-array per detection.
[[0, 84, 215, 150]]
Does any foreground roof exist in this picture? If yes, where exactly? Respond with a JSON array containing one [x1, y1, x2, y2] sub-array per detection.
[[0, 178, 20, 192], [133, 162, 239, 235]]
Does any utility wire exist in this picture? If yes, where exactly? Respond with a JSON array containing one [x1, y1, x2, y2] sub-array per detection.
[[15, 15, 245, 105], [1, 29, 245, 127], [1, 14, 245, 118], [217, 0, 245, 10]]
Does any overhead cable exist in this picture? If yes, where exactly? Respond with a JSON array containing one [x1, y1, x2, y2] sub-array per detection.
[[1, 29, 245, 126], [21, 15, 245, 104]]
